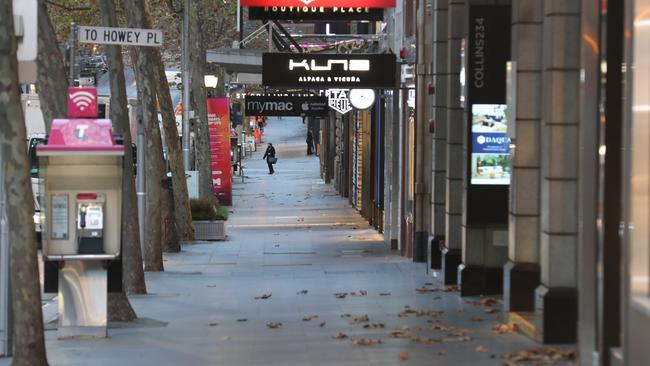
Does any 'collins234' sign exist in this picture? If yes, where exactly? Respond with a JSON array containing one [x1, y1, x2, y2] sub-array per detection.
[[263, 53, 397, 88], [241, 0, 395, 8]]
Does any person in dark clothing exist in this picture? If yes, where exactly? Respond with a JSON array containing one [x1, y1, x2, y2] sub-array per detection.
[[262, 143, 276, 174], [306, 131, 314, 155]]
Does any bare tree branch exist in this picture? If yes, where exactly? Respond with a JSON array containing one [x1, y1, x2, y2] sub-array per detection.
[[45, 0, 92, 11]]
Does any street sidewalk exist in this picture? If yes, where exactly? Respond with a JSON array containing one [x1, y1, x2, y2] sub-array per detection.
[[2, 117, 566, 366]]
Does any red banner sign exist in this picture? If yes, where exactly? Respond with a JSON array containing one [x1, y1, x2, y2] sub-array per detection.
[[207, 98, 232, 206], [240, 0, 395, 8]]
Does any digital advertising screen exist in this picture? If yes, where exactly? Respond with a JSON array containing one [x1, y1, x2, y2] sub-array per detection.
[[470, 104, 510, 185]]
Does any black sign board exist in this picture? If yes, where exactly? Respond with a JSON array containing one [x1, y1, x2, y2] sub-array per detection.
[[249, 7, 383, 21], [263, 53, 397, 88], [465, 5, 511, 225], [244, 94, 328, 116]]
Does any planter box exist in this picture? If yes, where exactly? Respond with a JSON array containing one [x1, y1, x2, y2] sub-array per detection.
[[193, 220, 227, 241]]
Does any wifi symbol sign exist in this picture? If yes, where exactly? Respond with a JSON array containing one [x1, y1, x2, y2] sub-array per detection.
[[68, 87, 98, 118]]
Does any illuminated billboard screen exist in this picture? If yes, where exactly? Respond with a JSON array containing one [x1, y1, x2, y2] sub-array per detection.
[[470, 104, 510, 185]]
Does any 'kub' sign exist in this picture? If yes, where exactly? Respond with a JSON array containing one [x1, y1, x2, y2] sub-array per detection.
[[78, 26, 163, 47], [68, 87, 97, 118]]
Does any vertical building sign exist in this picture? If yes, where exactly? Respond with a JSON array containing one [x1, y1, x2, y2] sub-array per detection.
[[207, 98, 232, 206], [466, 5, 511, 224]]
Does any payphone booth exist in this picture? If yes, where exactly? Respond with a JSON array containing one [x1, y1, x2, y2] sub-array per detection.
[[37, 119, 123, 338]]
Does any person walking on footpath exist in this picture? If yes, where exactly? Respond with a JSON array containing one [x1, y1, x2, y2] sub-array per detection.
[[306, 130, 314, 155], [263, 143, 276, 174]]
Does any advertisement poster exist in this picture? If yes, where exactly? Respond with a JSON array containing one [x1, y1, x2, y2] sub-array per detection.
[[470, 104, 510, 185], [207, 98, 232, 206]]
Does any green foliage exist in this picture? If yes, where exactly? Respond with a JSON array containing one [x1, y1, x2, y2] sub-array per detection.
[[190, 197, 228, 221]]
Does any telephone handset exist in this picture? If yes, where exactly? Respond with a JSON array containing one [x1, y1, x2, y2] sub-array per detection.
[[75, 194, 105, 254]]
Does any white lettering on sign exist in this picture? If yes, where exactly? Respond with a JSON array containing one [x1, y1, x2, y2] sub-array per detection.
[[289, 59, 370, 71], [78, 26, 163, 47]]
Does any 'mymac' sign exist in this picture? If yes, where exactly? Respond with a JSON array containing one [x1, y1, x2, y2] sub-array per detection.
[[263, 53, 397, 88], [245, 94, 328, 116], [241, 0, 395, 8]]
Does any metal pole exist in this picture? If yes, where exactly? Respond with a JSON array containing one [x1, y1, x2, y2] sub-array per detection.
[[136, 109, 146, 255], [268, 22, 272, 51], [0, 150, 12, 356], [69, 23, 77, 85], [182, 0, 191, 171]]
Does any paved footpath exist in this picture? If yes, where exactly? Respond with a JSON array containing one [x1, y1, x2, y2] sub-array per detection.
[[3, 117, 556, 365]]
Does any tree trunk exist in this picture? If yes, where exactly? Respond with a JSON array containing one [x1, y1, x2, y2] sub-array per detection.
[[121, 0, 164, 272], [0, 2, 48, 364], [161, 178, 180, 252], [189, 1, 212, 199], [37, 0, 68, 132], [153, 51, 195, 242], [98, 0, 147, 298]]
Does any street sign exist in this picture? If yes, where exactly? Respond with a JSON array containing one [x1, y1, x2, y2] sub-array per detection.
[[263, 53, 397, 88], [245, 94, 328, 117], [68, 87, 98, 118], [241, 0, 395, 8], [77, 26, 163, 47]]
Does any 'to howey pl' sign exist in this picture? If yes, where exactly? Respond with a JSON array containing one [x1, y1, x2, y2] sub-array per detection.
[[78, 26, 163, 47], [241, 0, 395, 8]]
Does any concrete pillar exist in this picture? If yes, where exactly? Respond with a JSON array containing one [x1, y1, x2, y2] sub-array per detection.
[[442, 0, 465, 285], [414, 0, 433, 263], [504, 0, 543, 313], [535, 0, 580, 344], [429, 0, 448, 271]]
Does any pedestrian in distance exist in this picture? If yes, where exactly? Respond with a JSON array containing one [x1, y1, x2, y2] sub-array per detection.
[[306, 130, 314, 156], [263, 143, 276, 174]]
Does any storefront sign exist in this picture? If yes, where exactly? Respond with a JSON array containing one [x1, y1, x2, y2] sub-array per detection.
[[206, 98, 232, 206], [242, 0, 395, 8], [244, 94, 328, 116], [326, 89, 352, 114], [263, 53, 397, 88], [249, 6, 383, 20]]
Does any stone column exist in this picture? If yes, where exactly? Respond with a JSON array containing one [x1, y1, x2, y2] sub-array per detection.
[[442, 0, 465, 285], [430, 0, 448, 271], [504, 0, 543, 313], [414, 0, 433, 263], [535, 0, 580, 344]]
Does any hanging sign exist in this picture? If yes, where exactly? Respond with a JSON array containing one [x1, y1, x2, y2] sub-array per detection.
[[263, 53, 397, 88], [206, 98, 233, 206], [245, 94, 328, 116], [241, 0, 395, 8], [325, 89, 352, 114], [248, 6, 384, 20]]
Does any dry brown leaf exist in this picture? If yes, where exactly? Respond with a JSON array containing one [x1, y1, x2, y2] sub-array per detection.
[[340, 314, 351, 318], [443, 286, 458, 292], [399, 352, 410, 361], [411, 336, 438, 345], [389, 327, 412, 338], [296, 289, 308, 295], [363, 323, 385, 329], [208, 323, 218, 327], [266, 322, 282, 329], [416, 287, 439, 293], [319, 321, 326, 327], [255, 293, 272, 300], [332, 332, 349, 340], [379, 292, 392, 296], [475, 345, 489, 353], [335, 292, 348, 299], [350, 338, 382, 346], [501, 347, 576, 364], [237, 318, 248, 322], [302, 315, 318, 321], [432, 296, 442, 300], [353, 314, 370, 323], [492, 323, 519, 334], [441, 336, 472, 343], [469, 297, 499, 307], [470, 317, 484, 322], [484, 308, 498, 314]]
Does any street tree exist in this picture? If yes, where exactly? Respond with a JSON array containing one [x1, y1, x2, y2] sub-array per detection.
[[0, 1, 48, 364], [120, 0, 165, 271], [97, 0, 146, 308]]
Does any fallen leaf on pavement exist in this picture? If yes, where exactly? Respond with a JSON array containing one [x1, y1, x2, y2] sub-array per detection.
[[411, 336, 437, 345], [303, 315, 318, 321], [296, 289, 308, 295], [208, 323, 218, 327], [319, 321, 326, 327], [389, 327, 412, 338], [363, 323, 385, 329], [470, 317, 484, 322], [433, 296, 442, 300], [443, 286, 458, 292], [441, 336, 472, 343], [335, 292, 348, 299], [436, 350, 447, 356], [501, 347, 576, 364], [484, 308, 498, 314], [221, 336, 231, 341], [206, 285, 217, 288], [350, 338, 382, 346], [475, 345, 489, 353], [266, 322, 282, 329], [353, 315, 369, 323], [340, 314, 351, 318], [332, 332, 348, 340], [492, 323, 519, 334], [350, 290, 368, 296], [469, 297, 499, 307], [255, 293, 272, 300], [399, 352, 409, 361], [237, 318, 248, 322], [379, 292, 392, 296], [416, 287, 439, 293]]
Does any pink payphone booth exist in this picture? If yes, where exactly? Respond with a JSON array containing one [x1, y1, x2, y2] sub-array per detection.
[[37, 119, 124, 338]]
